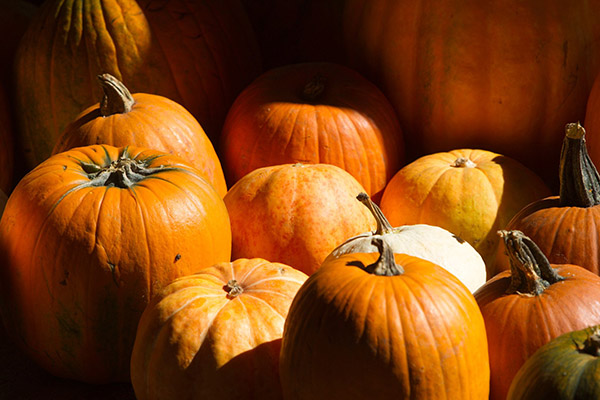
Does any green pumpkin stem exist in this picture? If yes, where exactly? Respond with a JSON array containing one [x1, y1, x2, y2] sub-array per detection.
[[301, 74, 326, 102], [357, 192, 394, 235], [559, 122, 600, 207], [98, 73, 135, 116], [364, 238, 404, 276], [498, 230, 564, 295]]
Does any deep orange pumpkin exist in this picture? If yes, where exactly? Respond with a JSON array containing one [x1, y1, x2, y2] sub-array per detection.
[[280, 238, 490, 399], [0, 145, 232, 383], [474, 230, 600, 400], [221, 62, 404, 202], [53, 74, 227, 197], [131, 258, 308, 400]]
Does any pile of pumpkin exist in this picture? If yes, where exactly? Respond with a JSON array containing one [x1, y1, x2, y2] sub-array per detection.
[[2, 0, 600, 399]]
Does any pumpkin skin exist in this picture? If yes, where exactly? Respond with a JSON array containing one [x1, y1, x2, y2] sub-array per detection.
[[325, 193, 486, 292], [342, 0, 600, 187], [14, 0, 261, 168], [224, 163, 376, 276], [280, 239, 490, 399], [507, 326, 600, 400], [0, 144, 232, 383], [379, 149, 551, 275], [131, 258, 308, 400], [474, 231, 600, 400], [53, 74, 227, 197], [221, 62, 404, 201]]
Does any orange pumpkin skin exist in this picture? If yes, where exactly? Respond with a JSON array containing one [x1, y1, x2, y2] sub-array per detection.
[[221, 62, 404, 201], [14, 0, 261, 168], [131, 258, 308, 400], [280, 250, 490, 399], [0, 145, 232, 383], [224, 163, 376, 276], [53, 75, 227, 197], [342, 0, 600, 186]]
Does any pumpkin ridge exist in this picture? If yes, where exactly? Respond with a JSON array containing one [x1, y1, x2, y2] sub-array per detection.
[[240, 292, 288, 321], [236, 259, 271, 284]]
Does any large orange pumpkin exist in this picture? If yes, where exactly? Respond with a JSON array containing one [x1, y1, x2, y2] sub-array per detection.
[[131, 258, 308, 400], [474, 230, 600, 400], [53, 74, 227, 197], [224, 163, 376, 275], [0, 144, 232, 383], [221, 62, 403, 202], [14, 0, 261, 168], [280, 238, 490, 399], [342, 0, 600, 187]]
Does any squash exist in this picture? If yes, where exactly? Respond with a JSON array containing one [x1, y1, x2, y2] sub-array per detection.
[[131, 258, 307, 400], [223, 163, 376, 275], [53, 74, 227, 197], [379, 148, 551, 276], [474, 230, 600, 400], [325, 192, 486, 292], [0, 145, 232, 383], [221, 62, 403, 202], [280, 238, 490, 399]]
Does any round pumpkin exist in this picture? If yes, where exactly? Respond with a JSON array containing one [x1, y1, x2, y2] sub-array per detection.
[[221, 62, 404, 202], [53, 74, 227, 197], [507, 325, 600, 400], [131, 258, 308, 400], [0, 144, 232, 383], [379, 148, 551, 276], [280, 238, 490, 399], [325, 192, 486, 292], [494, 123, 600, 276], [223, 163, 376, 276], [474, 230, 600, 400], [342, 0, 600, 186], [14, 0, 261, 168]]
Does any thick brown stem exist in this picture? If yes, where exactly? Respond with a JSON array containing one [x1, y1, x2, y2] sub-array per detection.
[[364, 238, 404, 276], [498, 230, 564, 295], [224, 279, 243, 298], [301, 74, 326, 102], [356, 192, 394, 235], [98, 73, 135, 116]]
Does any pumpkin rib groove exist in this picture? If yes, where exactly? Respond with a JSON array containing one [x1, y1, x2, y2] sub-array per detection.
[[342, 107, 373, 190], [238, 259, 270, 284], [244, 276, 308, 290], [390, 277, 412, 395], [241, 292, 287, 322]]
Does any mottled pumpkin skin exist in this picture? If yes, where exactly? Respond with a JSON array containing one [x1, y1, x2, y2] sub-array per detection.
[[131, 258, 307, 400], [280, 251, 490, 399], [14, 0, 261, 168], [0, 145, 232, 383], [224, 163, 376, 276], [342, 0, 600, 187], [474, 265, 600, 400], [221, 62, 404, 201]]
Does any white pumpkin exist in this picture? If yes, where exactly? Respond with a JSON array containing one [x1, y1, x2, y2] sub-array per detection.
[[325, 193, 487, 292]]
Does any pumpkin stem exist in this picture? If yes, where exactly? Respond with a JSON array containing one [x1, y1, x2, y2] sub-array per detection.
[[357, 192, 394, 235], [224, 279, 243, 299], [498, 230, 564, 296], [559, 122, 600, 207], [364, 238, 404, 276], [98, 73, 135, 116], [452, 157, 476, 168], [576, 326, 600, 357], [301, 74, 326, 102]]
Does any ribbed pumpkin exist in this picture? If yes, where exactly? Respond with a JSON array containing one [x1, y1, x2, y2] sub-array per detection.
[[342, 0, 600, 186], [280, 238, 490, 399], [224, 163, 376, 276], [53, 74, 227, 197], [131, 258, 308, 400], [379, 148, 550, 275], [0, 145, 232, 383], [507, 325, 600, 400], [325, 192, 486, 292], [474, 230, 600, 400], [0, 81, 13, 194], [494, 123, 600, 276], [14, 0, 261, 168], [221, 62, 403, 201]]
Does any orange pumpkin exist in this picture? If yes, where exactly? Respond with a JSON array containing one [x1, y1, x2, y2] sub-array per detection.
[[474, 230, 600, 400], [221, 62, 404, 201], [223, 163, 376, 275], [280, 238, 490, 399], [0, 145, 232, 383], [131, 258, 308, 400], [379, 149, 550, 275], [53, 74, 227, 197]]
